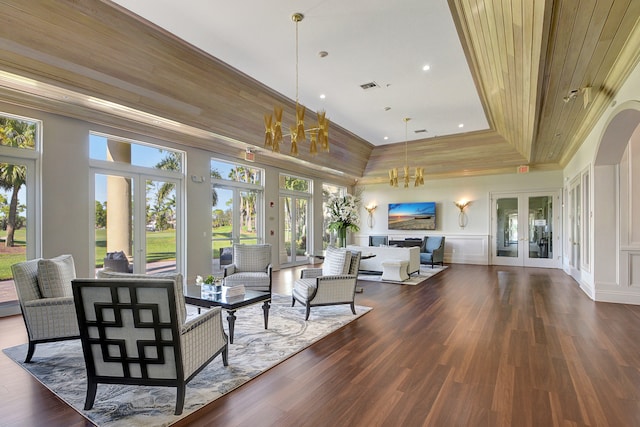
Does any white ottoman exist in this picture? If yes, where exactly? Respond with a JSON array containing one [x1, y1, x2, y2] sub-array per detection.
[[381, 259, 409, 282]]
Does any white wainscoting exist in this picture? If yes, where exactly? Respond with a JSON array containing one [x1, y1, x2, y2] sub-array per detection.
[[593, 249, 640, 304], [445, 235, 489, 265]]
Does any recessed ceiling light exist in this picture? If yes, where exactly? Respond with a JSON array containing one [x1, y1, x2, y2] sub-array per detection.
[[384, 136, 389, 140], [422, 64, 431, 71], [458, 123, 464, 128], [320, 94, 326, 99]]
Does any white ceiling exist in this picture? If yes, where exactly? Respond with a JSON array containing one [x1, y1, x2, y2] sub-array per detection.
[[111, 0, 489, 146]]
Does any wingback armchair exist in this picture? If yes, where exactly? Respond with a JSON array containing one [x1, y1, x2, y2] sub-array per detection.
[[72, 277, 228, 415], [223, 244, 272, 292], [420, 236, 445, 268], [292, 247, 361, 320], [11, 255, 80, 362]]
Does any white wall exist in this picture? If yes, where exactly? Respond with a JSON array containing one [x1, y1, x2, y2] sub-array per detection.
[[357, 170, 562, 264], [562, 56, 640, 303]]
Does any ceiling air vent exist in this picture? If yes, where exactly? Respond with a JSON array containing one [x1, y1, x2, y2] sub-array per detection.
[[360, 82, 379, 90], [414, 129, 427, 133]]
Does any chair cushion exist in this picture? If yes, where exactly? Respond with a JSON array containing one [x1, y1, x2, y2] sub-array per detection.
[[322, 247, 352, 276], [293, 278, 317, 302], [420, 253, 433, 263], [37, 255, 76, 298], [233, 244, 271, 272], [223, 272, 270, 291]]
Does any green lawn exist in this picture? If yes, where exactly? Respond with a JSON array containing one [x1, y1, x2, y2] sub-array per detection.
[[0, 229, 26, 280]]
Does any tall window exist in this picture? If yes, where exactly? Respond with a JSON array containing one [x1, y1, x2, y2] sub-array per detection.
[[322, 183, 347, 248], [90, 132, 184, 276], [211, 158, 264, 272], [0, 113, 40, 312], [280, 174, 312, 265]]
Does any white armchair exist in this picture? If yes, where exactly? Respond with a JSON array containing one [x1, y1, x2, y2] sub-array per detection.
[[223, 244, 272, 292], [11, 255, 80, 362], [292, 247, 361, 320]]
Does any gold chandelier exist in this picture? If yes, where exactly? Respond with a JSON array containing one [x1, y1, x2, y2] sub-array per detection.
[[389, 118, 424, 188], [264, 13, 330, 156]]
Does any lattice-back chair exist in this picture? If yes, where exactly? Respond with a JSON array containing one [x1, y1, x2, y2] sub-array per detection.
[[223, 244, 272, 292], [11, 255, 80, 362], [292, 247, 361, 320], [72, 278, 228, 415]]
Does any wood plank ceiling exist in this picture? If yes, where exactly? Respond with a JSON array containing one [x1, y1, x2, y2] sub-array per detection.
[[366, 0, 640, 182], [0, 0, 639, 184]]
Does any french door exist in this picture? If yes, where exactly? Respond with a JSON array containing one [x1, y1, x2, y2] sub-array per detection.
[[492, 191, 560, 268], [280, 194, 309, 265], [212, 185, 262, 246], [94, 171, 182, 275]]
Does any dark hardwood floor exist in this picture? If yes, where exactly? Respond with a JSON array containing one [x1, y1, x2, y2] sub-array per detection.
[[2, 265, 640, 426]]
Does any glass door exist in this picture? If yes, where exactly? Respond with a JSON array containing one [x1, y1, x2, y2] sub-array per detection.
[[95, 172, 181, 275], [212, 185, 262, 273], [492, 191, 559, 268], [494, 196, 521, 265], [144, 177, 179, 274], [280, 195, 309, 265]]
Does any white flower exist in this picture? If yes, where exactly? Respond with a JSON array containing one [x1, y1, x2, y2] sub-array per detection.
[[326, 194, 360, 232], [196, 275, 203, 285]]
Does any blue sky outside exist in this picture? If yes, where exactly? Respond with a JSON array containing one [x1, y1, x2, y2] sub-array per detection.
[[91, 134, 236, 208]]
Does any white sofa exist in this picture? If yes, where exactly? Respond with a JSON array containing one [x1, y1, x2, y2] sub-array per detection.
[[347, 245, 420, 275]]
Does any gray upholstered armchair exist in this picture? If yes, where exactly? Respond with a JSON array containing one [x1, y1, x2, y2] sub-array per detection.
[[11, 255, 80, 362], [420, 236, 445, 268], [292, 247, 361, 320], [72, 277, 228, 416], [223, 244, 272, 293]]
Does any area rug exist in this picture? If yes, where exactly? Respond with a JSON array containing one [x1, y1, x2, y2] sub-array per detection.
[[2, 294, 371, 427], [358, 265, 448, 285]]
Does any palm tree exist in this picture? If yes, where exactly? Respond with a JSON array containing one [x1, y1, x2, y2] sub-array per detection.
[[211, 168, 221, 206], [151, 151, 181, 230], [0, 118, 35, 247]]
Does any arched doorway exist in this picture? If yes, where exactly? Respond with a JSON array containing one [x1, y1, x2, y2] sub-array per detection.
[[593, 101, 640, 303]]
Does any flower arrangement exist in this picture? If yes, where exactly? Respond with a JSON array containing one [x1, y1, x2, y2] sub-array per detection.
[[196, 275, 216, 285], [326, 194, 360, 246]]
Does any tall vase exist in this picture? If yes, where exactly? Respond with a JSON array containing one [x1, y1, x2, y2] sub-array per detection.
[[337, 228, 347, 247]]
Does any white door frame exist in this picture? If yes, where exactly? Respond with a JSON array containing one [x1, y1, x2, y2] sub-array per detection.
[[491, 190, 561, 268]]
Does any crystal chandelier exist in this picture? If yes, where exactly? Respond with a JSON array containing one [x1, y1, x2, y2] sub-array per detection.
[[389, 118, 424, 188], [264, 13, 330, 156]]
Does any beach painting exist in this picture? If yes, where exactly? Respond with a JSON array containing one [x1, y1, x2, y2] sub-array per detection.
[[388, 202, 436, 230]]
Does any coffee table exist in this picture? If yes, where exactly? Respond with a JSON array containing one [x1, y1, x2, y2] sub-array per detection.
[[184, 288, 271, 344]]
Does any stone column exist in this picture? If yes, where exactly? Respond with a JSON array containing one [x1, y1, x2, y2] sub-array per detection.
[[106, 140, 132, 257]]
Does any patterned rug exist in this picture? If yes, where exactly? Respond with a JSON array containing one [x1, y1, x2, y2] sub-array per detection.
[[358, 265, 448, 285], [3, 294, 371, 427]]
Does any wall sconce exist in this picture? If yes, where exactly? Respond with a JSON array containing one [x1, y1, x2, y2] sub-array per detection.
[[365, 204, 377, 228], [454, 200, 471, 229]]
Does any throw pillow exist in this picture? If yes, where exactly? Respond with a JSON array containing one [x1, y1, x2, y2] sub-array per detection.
[[322, 246, 352, 276], [37, 254, 76, 298]]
